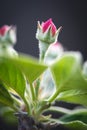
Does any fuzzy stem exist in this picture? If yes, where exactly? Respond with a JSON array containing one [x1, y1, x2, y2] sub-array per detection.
[[39, 41, 49, 61]]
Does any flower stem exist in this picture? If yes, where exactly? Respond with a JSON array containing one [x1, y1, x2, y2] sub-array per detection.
[[39, 41, 49, 61]]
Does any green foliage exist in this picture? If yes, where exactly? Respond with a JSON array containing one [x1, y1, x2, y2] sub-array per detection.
[[39, 69, 55, 99], [61, 121, 87, 130], [0, 21, 87, 130], [57, 89, 87, 106], [0, 57, 26, 99], [0, 54, 47, 111], [49, 52, 87, 105], [9, 54, 47, 83], [48, 108, 87, 130], [0, 105, 17, 124], [0, 83, 14, 108], [59, 109, 87, 130], [60, 109, 87, 123]]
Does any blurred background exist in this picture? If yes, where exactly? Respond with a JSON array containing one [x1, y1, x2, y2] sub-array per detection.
[[0, 0, 87, 130]]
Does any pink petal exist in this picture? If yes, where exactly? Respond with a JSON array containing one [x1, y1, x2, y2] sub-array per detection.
[[0, 25, 10, 36], [51, 42, 59, 48], [53, 42, 59, 46], [41, 22, 44, 27], [42, 18, 52, 32], [51, 22, 57, 36]]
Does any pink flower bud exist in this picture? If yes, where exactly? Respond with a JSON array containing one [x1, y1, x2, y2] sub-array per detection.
[[0, 25, 16, 45], [36, 18, 62, 44], [49, 42, 62, 52], [0, 25, 10, 36], [42, 18, 57, 36], [44, 42, 63, 65]]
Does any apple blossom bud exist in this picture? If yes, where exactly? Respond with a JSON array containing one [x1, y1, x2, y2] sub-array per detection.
[[44, 42, 63, 65], [42, 18, 57, 36], [36, 19, 62, 61], [36, 18, 62, 44], [0, 25, 10, 36], [0, 25, 17, 57], [0, 25, 16, 46]]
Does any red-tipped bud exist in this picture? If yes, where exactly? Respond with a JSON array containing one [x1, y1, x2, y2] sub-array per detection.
[[0, 25, 16, 45], [36, 18, 61, 44], [0, 25, 10, 36], [42, 18, 57, 36]]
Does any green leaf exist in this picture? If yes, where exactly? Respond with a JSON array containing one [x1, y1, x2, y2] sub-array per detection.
[[0, 83, 14, 108], [59, 109, 87, 130], [49, 118, 87, 130], [49, 52, 87, 103], [57, 89, 87, 106], [9, 54, 47, 83], [0, 58, 26, 98], [62, 121, 87, 130], [39, 69, 55, 99], [60, 109, 87, 123], [49, 108, 87, 130], [46, 106, 71, 114], [0, 105, 17, 124]]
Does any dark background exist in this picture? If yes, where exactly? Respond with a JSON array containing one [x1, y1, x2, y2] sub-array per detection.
[[0, 0, 87, 130]]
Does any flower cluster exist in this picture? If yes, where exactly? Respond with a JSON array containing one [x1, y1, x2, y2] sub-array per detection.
[[0, 18, 86, 130]]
